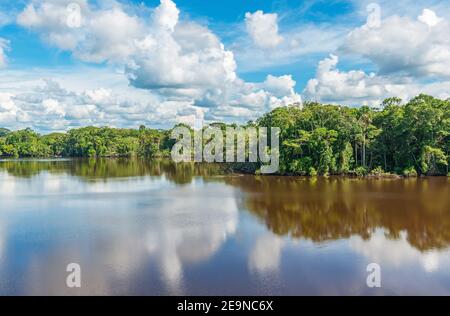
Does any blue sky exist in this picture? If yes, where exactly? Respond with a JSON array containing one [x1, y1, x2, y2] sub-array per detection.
[[0, 0, 449, 131]]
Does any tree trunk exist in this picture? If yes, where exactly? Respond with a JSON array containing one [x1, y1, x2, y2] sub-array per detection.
[[362, 134, 366, 167]]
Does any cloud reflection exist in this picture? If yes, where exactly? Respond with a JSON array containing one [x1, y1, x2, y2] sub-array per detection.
[[248, 234, 284, 275], [0, 168, 238, 295], [349, 229, 449, 273], [145, 185, 238, 294]]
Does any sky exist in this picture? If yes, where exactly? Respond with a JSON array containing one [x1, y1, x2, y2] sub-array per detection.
[[0, 0, 449, 132]]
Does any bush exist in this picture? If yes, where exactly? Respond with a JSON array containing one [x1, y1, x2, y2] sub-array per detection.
[[308, 167, 317, 177], [355, 166, 368, 177], [370, 166, 385, 176], [403, 166, 418, 177]]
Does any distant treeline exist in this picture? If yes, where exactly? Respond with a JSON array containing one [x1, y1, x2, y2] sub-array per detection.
[[1, 94, 449, 176], [0, 124, 174, 159]]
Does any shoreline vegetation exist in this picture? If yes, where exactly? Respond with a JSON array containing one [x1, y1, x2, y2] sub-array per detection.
[[1, 94, 449, 177]]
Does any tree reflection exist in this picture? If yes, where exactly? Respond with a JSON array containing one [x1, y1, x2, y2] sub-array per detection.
[[0, 158, 227, 184], [226, 176, 450, 252]]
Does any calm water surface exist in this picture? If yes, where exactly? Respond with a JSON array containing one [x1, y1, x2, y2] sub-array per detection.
[[0, 159, 449, 295]]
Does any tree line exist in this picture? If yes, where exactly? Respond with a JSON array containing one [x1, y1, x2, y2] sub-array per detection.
[[0, 125, 174, 159], [0, 94, 448, 176]]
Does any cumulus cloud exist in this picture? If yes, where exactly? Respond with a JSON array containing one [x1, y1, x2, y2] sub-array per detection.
[[17, 0, 144, 63], [303, 54, 450, 106], [418, 8, 443, 27], [263, 75, 297, 98], [303, 7, 450, 105], [245, 10, 284, 49], [342, 9, 450, 78], [303, 54, 410, 106], [128, 21, 237, 94], [0, 92, 18, 126], [0, 76, 209, 131], [153, 0, 179, 32], [197, 76, 301, 122], [13, 0, 302, 127]]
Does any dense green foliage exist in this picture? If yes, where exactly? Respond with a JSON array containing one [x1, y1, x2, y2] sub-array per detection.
[[258, 94, 449, 176], [0, 126, 172, 159], [1, 94, 449, 176]]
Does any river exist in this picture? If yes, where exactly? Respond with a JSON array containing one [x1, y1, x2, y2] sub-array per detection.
[[0, 159, 448, 295]]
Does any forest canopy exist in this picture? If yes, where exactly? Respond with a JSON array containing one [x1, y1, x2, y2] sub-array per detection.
[[1, 94, 449, 176]]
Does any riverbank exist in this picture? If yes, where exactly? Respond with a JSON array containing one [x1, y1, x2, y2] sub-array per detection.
[[226, 161, 449, 178], [3, 157, 446, 179]]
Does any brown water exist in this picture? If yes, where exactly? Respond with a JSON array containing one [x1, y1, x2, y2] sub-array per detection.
[[0, 159, 449, 295]]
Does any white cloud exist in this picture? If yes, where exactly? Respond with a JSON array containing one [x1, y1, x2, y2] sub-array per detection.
[[303, 54, 407, 106], [198, 76, 302, 122], [85, 88, 111, 104], [128, 21, 237, 93], [304, 7, 450, 105], [153, 0, 179, 32], [0, 74, 207, 131], [14, 0, 301, 126], [418, 8, 443, 27], [17, 0, 86, 51], [303, 54, 450, 106], [263, 75, 297, 98], [342, 9, 450, 78], [78, 7, 144, 63], [16, 0, 239, 96], [245, 10, 284, 49], [0, 92, 15, 111], [42, 98, 64, 117], [17, 0, 144, 63], [0, 92, 18, 125]]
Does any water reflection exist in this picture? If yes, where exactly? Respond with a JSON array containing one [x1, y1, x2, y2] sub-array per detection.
[[348, 230, 442, 272], [0, 159, 228, 183], [226, 176, 450, 251], [144, 185, 238, 294], [0, 159, 448, 295], [248, 234, 284, 275]]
